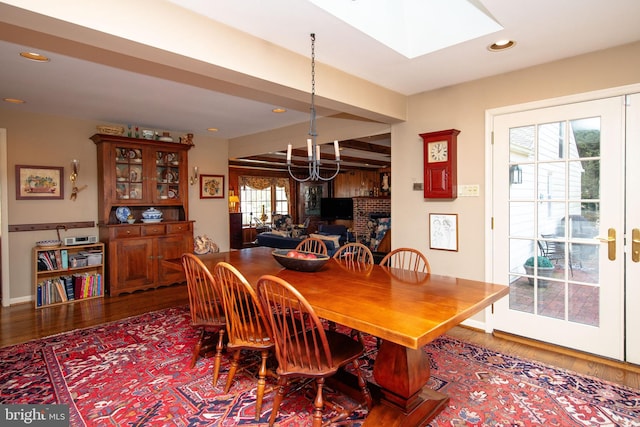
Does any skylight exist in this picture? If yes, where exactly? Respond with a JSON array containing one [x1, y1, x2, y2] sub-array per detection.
[[308, 0, 503, 58]]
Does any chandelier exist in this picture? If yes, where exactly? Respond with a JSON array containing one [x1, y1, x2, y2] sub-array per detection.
[[286, 33, 341, 182]]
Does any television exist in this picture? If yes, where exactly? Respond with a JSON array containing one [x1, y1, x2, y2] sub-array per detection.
[[320, 197, 353, 220]]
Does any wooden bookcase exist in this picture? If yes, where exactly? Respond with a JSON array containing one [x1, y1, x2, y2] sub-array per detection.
[[33, 242, 105, 309], [91, 133, 193, 296]]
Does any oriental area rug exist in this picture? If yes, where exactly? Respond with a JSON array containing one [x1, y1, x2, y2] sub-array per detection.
[[1, 306, 639, 426]]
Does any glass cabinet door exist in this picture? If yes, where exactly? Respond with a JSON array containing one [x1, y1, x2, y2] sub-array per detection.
[[155, 150, 181, 202], [115, 147, 143, 200]]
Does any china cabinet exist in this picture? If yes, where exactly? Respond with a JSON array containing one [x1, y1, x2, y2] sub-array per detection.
[[91, 133, 194, 295]]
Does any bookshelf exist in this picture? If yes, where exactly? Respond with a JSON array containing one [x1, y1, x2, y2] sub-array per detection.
[[33, 242, 105, 309]]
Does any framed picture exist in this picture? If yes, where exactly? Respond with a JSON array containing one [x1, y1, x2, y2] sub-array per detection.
[[429, 213, 458, 251], [200, 174, 224, 199], [15, 165, 64, 200]]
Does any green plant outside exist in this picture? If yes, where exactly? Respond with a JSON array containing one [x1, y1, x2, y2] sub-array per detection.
[[524, 256, 554, 268]]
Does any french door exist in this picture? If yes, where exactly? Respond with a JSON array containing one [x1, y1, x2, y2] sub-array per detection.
[[491, 94, 640, 361], [626, 93, 640, 364]]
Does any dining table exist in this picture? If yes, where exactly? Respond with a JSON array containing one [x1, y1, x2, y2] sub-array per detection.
[[165, 246, 508, 426]]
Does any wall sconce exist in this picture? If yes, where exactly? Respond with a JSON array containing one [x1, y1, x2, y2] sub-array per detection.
[[228, 190, 240, 213], [69, 159, 87, 200], [510, 164, 523, 185], [189, 166, 199, 185]]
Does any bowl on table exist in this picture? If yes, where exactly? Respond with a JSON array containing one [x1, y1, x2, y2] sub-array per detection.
[[271, 249, 330, 272]]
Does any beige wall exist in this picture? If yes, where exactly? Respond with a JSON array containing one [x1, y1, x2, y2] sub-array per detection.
[[4, 41, 640, 311], [391, 41, 640, 285], [0, 109, 229, 303]]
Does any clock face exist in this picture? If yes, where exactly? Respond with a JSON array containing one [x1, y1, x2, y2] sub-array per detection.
[[428, 141, 448, 163]]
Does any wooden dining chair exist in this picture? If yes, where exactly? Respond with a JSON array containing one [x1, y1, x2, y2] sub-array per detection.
[[256, 275, 372, 427], [380, 247, 431, 273], [332, 242, 374, 264], [181, 253, 226, 386], [295, 237, 328, 255], [213, 262, 274, 421]]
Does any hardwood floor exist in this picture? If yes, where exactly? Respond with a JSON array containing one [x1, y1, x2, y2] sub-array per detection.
[[1, 283, 639, 390]]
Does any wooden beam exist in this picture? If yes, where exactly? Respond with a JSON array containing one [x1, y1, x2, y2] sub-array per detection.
[[340, 139, 391, 155]]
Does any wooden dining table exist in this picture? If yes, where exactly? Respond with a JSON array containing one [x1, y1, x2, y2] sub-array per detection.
[[166, 246, 508, 426]]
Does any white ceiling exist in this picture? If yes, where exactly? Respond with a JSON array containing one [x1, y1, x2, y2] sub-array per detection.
[[1, 0, 640, 140]]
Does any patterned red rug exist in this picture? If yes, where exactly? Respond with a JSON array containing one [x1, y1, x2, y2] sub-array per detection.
[[1, 306, 638, 426]]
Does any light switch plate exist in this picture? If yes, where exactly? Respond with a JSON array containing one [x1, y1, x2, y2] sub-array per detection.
[[458, 184, 480, 197], [413, 183, 423, 191]]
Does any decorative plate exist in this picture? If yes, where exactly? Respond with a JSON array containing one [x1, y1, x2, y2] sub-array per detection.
[[116, 206, 131, 223], [36, 240, 62, 248]]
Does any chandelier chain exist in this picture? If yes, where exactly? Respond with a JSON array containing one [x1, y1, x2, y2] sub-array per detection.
[[287, 33, 340, 182], [309, 33, 316, 139]]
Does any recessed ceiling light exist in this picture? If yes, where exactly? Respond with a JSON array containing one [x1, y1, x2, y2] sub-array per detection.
[[207, 127, 219, 132], [3, 98, 26, 104], [19, 51, 50, 62], [488, 40, 516, 52], [272, 108, 287, 113]]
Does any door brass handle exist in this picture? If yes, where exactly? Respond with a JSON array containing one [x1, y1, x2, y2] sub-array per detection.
[[596, 228, 616, 261], [633, 228, 640, 263]]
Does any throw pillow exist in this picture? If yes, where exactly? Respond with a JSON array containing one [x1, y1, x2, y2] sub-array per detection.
[[310, 233, 341, 249], [371, 217, 391, 251], [269, 230, 291, 238]]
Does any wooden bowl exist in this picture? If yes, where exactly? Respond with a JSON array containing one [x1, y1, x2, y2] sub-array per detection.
[[271, 249, 330, 272]]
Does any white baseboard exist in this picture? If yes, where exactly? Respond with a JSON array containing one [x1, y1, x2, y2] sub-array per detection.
[[10, 295, 32, 305], [461, 318, 491, 333]]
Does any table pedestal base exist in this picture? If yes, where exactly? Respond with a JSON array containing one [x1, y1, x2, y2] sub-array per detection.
[[363, 340, 449, 426]]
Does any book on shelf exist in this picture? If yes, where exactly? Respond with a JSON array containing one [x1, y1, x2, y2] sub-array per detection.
[[60, 249, 69, 270], [54, 251, 63, 271], [72, 273, 103, 299], [54, 278, 68, 302], [36, 283, 42, 307], [46, 250, 58, 270], [37, 249, 67, 271], [62, 275, 75, 300], [38, 252, 53, 271]]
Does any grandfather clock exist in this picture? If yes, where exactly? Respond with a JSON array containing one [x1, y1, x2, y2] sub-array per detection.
[[420, 129, 460, 199]]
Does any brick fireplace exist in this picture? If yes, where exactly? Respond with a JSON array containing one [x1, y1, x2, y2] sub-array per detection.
[[353, 197, 390, 239]]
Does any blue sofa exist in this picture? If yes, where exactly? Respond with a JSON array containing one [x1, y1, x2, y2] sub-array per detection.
[[255, 232, 339, 256]]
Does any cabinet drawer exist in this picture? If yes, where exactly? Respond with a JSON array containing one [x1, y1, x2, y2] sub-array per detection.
[[143, 224, 166, 236], [166, 222, 192, 234], [112, 226, 142, 239]]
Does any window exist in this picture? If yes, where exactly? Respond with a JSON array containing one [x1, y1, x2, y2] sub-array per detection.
[[239, 176, 290, 225]]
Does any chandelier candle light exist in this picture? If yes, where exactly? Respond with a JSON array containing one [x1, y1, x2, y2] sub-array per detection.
[[287, 33, 341, 182]]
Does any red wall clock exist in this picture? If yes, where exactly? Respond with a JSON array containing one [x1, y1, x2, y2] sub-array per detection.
[[420, 129, 460, 199]]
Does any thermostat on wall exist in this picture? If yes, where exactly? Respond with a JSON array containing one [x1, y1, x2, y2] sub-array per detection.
[[64, 235, 98, 246]]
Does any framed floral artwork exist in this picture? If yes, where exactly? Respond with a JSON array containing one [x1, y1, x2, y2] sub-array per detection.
[[15, 165, 64, 200], [200, 174, 224, 199]]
